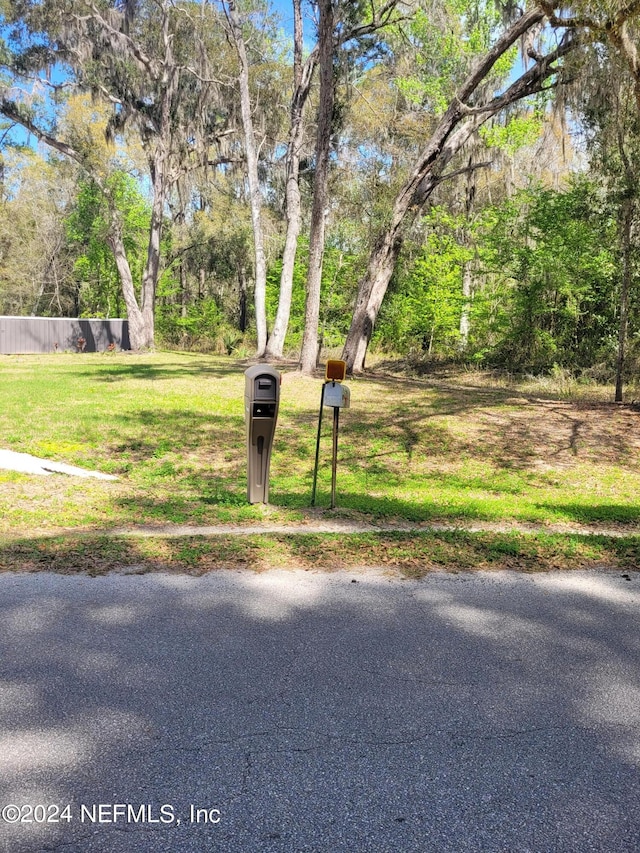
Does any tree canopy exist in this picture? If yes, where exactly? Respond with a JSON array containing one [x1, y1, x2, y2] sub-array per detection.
[[1, 1, 640, 395]]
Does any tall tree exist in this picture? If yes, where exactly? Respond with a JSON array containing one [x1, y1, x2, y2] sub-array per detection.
[[542, 0, 640, 400], [298, 0, 334, 373], [265, 0, 314, 358], [221, 0, 270, 356], [0, 151, 78, 316], [66, 171, 151, 318], [297, 0, 405, 372], [572, 54, 640, 401], [264, 0, 406, 363], [341, 2, 587, 373]]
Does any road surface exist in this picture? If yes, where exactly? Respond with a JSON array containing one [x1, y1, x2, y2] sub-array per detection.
[[1, 568, 639, 852]]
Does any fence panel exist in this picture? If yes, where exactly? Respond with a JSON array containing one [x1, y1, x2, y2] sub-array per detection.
[[0, 317, 131, 354]]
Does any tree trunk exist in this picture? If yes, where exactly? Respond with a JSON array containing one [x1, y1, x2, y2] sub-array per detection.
[[265, 0, 402, 359], [0, 0, 189, 352], [342, 104, 479, 373], [180, 261, 188, 319], [615, 197, 633, 402], [459, 261, 472, 347], [108, 221, 149, 351], [299, 0, 334, 374], [32, 278, 46, 317], [225, 0, 268, 357], [238, 265, 248, 333], [341, 223, 406, 373], [266, 0, 313, 359], [459, 154, 476, 348], [138, 51, 178, 351], [132, 157, 164, 349], [341, 134, 496, 374]]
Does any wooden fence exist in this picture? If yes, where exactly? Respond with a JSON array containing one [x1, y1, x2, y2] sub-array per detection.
[[0, 317, 130, 354]]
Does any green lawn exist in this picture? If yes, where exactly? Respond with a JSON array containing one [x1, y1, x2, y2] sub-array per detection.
[[1, 351, 639, 572], [1, 350, 640, 532]]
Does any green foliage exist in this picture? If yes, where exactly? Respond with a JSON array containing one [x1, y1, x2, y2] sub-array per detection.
[[0, 151, 82, 316], [375, 208, 471, 355], [480, 113, 543, 157], [152, 181, 257, 351], [155, 297, 239, 353], [65, 172, 151, 317], [265, 244, 307, 347], [3, 353, 640, 544], [394, 1, 511, 117], [265, 236, 363, 351], [0, 0, 632, 377], [373, 178, 620, 373], [475, 177, 618, 372]]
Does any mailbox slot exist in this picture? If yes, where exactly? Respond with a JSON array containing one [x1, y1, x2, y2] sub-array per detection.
[[252, 402, 276, 418], [254, 377, 277, 399]]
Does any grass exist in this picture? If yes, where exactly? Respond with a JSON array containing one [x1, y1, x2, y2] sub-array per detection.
[[0, 531, 637, 577], [1, 350, 639, 573]]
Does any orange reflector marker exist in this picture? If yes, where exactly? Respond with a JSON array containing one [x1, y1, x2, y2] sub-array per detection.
[[325, 359, 347, 383]]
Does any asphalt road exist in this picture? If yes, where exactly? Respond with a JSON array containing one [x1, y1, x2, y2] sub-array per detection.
[[1, 567, 639, 853]]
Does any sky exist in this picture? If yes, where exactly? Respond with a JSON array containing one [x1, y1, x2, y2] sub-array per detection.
[[267, 0, 317, 40]]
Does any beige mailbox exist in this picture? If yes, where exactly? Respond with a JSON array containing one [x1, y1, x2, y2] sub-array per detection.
[[244, 365, 280, 503]]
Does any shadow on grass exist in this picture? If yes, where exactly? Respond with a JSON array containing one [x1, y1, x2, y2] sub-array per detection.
[[1, 529, 639, 575], [5, 359, 640, 534], [94, 397, 640, 528], [270, 489, 470, 522], [270, 489, 640, 527], [109, 488, 450, 526], [537, 503, 640, 526], [74, 358, 245, 383], [113, 491, 261, 526], [107, 410, 245, 464], [344, 392, 640, 473], [71, 391, 640, 491]]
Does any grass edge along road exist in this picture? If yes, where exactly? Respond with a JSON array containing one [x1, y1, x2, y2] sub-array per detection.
[[1, 528, 639, 577], [1, 351, 640, 574]]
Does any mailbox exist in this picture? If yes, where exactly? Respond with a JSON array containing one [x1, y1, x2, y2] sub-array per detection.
[[244, 365, 280, 503], [323, 382, 350, 409]]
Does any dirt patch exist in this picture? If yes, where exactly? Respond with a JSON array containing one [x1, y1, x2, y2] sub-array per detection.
[[422, 395, 640, 472]]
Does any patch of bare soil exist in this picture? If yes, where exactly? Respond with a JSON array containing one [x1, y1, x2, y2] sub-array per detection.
[[430, 392, 640, 474], [485, 399, 640, 470]]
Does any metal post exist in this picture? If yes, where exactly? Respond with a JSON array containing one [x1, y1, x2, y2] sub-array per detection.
[[311, 382, 326, 506], [330, 404, 339, 510]]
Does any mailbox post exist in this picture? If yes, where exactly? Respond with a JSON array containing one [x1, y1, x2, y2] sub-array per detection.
[[311, 360, 350, 509], [244, 365, 280, 504]]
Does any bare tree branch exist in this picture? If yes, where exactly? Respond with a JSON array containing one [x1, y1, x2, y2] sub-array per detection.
[[433, 159, 493, 186], [461, 32, 579, 117], [0, 98, 106, 189]]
